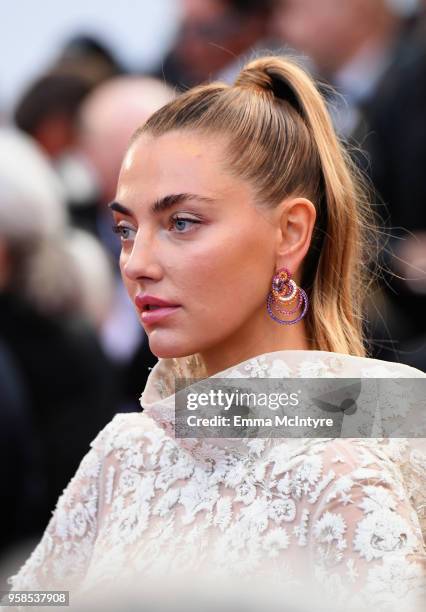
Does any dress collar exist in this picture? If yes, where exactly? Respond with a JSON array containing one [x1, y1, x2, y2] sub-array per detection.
[[139, 349, 425, 453]]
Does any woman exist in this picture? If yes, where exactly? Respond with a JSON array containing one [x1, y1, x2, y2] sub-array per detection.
[[5, 56, 426, 611]]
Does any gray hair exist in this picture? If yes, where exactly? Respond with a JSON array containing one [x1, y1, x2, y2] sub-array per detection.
[[0, 128, 80, 315]]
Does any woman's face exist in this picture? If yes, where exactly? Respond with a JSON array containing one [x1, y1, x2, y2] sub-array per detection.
[[113, 130, 284, 362]]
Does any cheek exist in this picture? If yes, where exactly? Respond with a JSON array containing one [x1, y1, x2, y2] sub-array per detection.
[[174, 226, 272, 317]]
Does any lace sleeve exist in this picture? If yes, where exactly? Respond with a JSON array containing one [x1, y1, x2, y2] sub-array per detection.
[[309, 439, 426, 611], [4, 415, 123, 595]]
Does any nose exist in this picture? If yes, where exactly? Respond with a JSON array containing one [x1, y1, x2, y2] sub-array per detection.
[[121, 231, 162, 282]]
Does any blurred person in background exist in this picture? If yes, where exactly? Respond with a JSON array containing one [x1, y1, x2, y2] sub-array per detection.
[[0, 340, 36, 592], [13, 71, 98, 213], [13, 35, 122, 218], [273, 0, 426, 369], [14, 73, 92, 161], [358, 1, 426, 370], [0, 128, 118, 576], [272, 0, 403, 132], [77, 76, 174, 243], [75, 76, 175, 406], [154, 0, 278, 88], [54, 34, 124, 85]]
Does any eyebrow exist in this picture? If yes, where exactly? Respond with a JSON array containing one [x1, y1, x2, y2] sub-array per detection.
[[108, 193, 216, 217]]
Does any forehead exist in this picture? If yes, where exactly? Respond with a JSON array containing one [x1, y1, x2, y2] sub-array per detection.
[[116, 130, 250, 206]]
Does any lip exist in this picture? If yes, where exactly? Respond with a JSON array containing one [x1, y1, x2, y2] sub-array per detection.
[[135, 294, 181, 325]]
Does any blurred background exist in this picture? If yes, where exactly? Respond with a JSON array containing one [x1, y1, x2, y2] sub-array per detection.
[[1, 0, 426, 590]]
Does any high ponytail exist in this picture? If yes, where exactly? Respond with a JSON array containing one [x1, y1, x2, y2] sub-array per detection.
[[135, 55, 380, 357]]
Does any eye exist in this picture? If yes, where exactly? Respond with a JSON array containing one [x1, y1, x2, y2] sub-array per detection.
[[170, 216, 201, 233], [112, 223, 136, 242]]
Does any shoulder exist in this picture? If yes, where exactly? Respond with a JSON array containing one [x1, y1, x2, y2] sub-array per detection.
[[249, 350, 426, 378], [304, 350, 426, 378], [349, 354, 426, 378], [88, 412, 170, 476], [90, 411, 164, 452]]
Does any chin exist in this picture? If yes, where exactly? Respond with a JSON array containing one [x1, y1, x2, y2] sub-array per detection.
[[147, 334, 198, 360]]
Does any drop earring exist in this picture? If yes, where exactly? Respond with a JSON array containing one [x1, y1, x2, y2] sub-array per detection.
[[266, 267, 309, 325]]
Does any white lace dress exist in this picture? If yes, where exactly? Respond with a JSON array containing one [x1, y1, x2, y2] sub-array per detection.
[[4, 350, 426, 611]]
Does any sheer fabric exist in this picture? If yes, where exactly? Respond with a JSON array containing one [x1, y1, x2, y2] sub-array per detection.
[[5, 350, 426, 611]]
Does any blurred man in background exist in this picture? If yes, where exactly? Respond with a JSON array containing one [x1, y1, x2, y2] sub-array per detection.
[[155, 0, 278, 88], [15, 73, 92, 162], [272, 0, 404, 132], [14, 66, 174, 409], [75, 77, 175, 405], [14, 35, 123, 213], [273, 0, 426, 368], [77, 76, 174, 242]]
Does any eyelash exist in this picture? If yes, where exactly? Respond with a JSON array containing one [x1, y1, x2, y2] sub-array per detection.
[[111, 224, 134, 241], [111, 216, 201, 241], [169, 216, 201, 233]]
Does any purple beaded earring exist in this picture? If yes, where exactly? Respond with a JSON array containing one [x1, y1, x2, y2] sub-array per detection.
[[266, 267, 309, 325]]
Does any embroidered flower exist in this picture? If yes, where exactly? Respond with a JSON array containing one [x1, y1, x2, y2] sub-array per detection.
[[313, 512, 347, 568], [268, 498, 296, 523], [358, 485, 397, 514], [179, 476, 219, 524], [118, 469, 140, 494], [68, 503, 89, 538], [268, 359, 292, 378], [354, 509, 415, 561], [314, 512, 347, 544], [297, 360, 334, 377], [262, 528, 290, 557], [294, 455, 323, 488], [243, 356, 268, 377], [235, 481, 257, 505]]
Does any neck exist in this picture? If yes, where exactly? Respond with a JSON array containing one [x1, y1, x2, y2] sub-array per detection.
[[199, 311, 311, 377]]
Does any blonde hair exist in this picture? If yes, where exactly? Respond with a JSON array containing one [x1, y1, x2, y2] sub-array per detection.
[[134, 56, 380, 357]]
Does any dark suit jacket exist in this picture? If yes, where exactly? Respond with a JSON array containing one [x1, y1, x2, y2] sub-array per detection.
[[0, 292, 120, 535]]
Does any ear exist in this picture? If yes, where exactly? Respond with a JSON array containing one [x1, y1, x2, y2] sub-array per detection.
[[273, 197, 317, 281]]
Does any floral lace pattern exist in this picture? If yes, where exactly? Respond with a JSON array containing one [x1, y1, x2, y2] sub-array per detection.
[[5, 350, 426, 611]]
